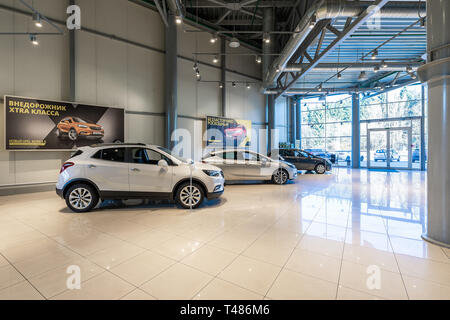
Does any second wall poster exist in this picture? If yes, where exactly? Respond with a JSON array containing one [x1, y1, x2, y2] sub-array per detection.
[[206, 116, 252, 149]]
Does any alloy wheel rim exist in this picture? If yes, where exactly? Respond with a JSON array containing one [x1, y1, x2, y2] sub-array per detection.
[[69, 188, 92, 210], [275, 169, 287, 184], [317, 165, 325, 174], [180, 185, 201, 207], [69, 130, 77, 140]]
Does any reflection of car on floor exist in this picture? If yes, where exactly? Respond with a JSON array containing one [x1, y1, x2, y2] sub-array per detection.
[[56, 143, 225, 212], [202, 149, 297, 185], [304, 148, 336, 164], [374, 149, 400, 162], [270, 149, 332, 174], [56, 116, 104, 141]]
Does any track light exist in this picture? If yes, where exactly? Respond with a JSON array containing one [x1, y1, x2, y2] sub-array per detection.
[[213, 56, 219, 64], [32, 12, 42, 28], [210, 33, 218, 43], [263, 33, 270, 44], [232, 81, 236, 88], [219, 83, 224, 89], [371, 49, 378, 60], [374, 65, 380, 73], [358, 71, 368, 81], [246, 83, 251, 89], [337, 73, 342, 79], [255, 56, 262, 64], [175, 15, 182, 24], [406, 65, 413, 73], [275, 65, 280, 73], [193, 62, 198, 70], [309, 15, 316, 29], [420, 17, 426, 28], [381, 60, 388, 69], [318, 84, 322, 92], [29, 34, 39, 46], [410, 73, 417, 80]]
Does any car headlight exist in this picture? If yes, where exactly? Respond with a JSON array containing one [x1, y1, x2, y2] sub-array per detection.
[[203, 170, 222, 177], [78, 124, 88, 128]]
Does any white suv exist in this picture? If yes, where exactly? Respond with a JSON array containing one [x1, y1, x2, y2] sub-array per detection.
[[56, 143, 225, 212]]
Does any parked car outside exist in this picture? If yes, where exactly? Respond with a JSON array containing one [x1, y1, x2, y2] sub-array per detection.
[[270, 149, 332, 174], [412, 148, 426, 163], [56, 116, 104, 141], [202, 149, 297, 185], [56, 143, 225, 212], [374, 149, 400, 162]]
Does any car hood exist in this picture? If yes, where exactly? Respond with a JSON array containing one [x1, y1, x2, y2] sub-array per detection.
[[78, 121, 101, 127], [192, 161, 223, 171]]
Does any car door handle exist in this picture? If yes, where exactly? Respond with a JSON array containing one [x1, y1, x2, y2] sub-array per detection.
[[88, 164, 96, 169], [131, 168, 140, 172]]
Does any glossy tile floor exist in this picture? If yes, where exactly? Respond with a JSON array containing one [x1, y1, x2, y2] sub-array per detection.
[[0, 168, 449, 300]]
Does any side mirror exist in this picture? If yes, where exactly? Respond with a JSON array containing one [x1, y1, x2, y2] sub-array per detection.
[[158, 159, 169, 168]]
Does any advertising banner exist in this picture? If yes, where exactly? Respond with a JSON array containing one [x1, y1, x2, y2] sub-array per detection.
[[4, 95, 124, 150], [206, 116, 252, 148]]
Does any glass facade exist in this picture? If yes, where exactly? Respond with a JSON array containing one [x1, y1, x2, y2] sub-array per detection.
[[300, 83, 427, 169]]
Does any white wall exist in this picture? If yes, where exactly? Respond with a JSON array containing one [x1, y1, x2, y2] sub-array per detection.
[[0, 0, 267, 188]]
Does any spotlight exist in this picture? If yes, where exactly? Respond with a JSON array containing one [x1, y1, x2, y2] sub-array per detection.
[[406, 66, 413, 73], [309, 15, 316, 29], [318, 84, 322, 92], [371, 49, 378, 60], [29, 34, 39, 46], [246, 83, 251, 89], [275, 65, 280, 73], [358, 71, 368, 81], [420, 17, 426, 28], [410, 73, 417, 80], [374, 65, 380, 73], [193, 62, 198, 70], [229, 37, 240, 48], [219, 83, 224, 89], [33, 12, 42, 28], [210, 33, 218, 43], [213, 56, 219, 64], [263, 33, 270, 44], [232, 81, 236, 88], [337, 73, 342, 79], [255, 56, 262, 64], [381, 60, 388, 69], [175, 15, 183, 24]]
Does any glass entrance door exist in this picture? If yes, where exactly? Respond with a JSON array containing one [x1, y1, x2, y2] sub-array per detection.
[[367, 128, 412, 169]]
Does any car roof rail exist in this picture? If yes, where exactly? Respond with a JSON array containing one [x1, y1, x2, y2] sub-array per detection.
[[89, 143, 146, 148]]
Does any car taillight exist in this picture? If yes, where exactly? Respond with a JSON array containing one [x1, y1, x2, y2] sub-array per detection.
[[60, 162, 75, 173]]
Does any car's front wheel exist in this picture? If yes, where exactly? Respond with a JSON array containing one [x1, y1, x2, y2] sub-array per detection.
[[176, 182, 205, 209], [68, 128, 78, 141], [272, 168, 288, 185], [315, 163, 326, 174], [65, 184, 99, 213]]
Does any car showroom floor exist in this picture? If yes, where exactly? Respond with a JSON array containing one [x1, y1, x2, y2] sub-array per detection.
[[0, 168, 449, 300]]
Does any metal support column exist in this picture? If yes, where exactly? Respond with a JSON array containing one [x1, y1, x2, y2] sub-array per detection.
[[296, 98, 301, 148], [69, 0, 75, 101], [267, 95, 276, 152], [289, 97, 296, 147], [418, 0, 450, 247], [165, 13, 178, 150], [420, 85, 426, 171], [352, 93, 361, 168], [221, 37, 226, 117]]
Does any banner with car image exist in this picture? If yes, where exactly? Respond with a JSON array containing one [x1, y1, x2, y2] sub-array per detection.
[[4, 95, 124, 150], [206, 115, 252, 149]]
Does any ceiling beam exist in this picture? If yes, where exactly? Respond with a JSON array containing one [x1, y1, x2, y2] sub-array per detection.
[[185, 0, 296, 8]]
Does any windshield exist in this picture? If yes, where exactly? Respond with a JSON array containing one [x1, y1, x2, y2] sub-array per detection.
[[157, 147, 190, 163], [73, 117, 89, 123]]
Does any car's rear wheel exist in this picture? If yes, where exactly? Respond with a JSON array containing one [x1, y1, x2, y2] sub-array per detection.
[[272, 169, 288, 185], [315, 163, 326, 174], [176, 182, 204, 209], [65, 184, 98, 213], [68, 128, 78, 141]]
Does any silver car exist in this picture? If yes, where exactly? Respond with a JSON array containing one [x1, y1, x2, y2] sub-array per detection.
[[202, 149, 298, 185]]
